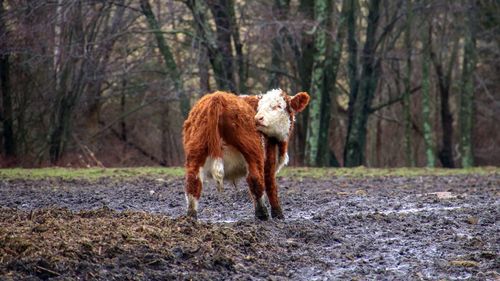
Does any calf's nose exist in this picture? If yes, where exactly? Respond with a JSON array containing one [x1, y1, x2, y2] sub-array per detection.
[[255, 115, 265, 126]]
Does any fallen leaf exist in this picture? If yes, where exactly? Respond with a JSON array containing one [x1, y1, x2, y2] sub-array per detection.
[[449, 260, 479, 267], [355, 190, 367, 196], [466, 216, 478, 225]]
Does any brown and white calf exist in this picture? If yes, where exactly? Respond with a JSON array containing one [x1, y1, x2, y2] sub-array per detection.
[[182, 89, 309, 220]]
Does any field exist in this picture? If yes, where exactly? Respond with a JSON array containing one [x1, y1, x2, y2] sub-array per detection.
[[0, 168, 499, 280]]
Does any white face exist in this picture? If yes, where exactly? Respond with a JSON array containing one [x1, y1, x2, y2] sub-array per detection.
[[255, 89, 292, 141]]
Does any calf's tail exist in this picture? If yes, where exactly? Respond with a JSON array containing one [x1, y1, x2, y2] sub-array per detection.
[[205, 96, 224, 191]]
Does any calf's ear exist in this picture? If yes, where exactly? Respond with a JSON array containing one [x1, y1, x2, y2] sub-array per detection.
[[290, 92, 310, 113]]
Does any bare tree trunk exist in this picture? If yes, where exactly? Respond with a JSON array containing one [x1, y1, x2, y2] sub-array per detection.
[[198, 43, 211, 94], [291, 0, 315, 165], [376, 116, 382, 166], [305, 0, 330, 166], [403, 0, 414, 167], [344, 0, 381, 167], [49, 1, 113, 164], [53, 0, 63, 95], [226, 0, 247, 93], [0, 52, 15, 159], [459, 0, 477, 168], [207, 0, 236, 92], [86, 0, 126, 131], [187, 0, 235, 92], [268, 0, 290, 89], [345, 0, 358, 125], [343, 0, 358, 166], [140, 0, 185, 165], [49, 2, 87, 164], [320, 0, 348, 167], [430, 23, 459, 168], [0, 0, 15, 159], [120, 79, 127, 143], [298, 0, 315, 93], [140, 0, 188, 117], [160, 105, 171, 166], [49, 89, 79, 164], [421, 17, 435, 168]]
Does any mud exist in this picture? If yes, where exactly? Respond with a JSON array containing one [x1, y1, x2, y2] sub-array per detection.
[[0, 174, 499, 280]]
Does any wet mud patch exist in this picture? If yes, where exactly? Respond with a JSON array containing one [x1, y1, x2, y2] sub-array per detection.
[[0, 174, 499, 280]]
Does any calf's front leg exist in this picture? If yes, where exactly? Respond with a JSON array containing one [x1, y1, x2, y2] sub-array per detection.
[[265, 140, 284, 219]]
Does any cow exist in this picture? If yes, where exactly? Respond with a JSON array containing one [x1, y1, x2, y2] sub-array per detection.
[[182, 89, 310, 220]]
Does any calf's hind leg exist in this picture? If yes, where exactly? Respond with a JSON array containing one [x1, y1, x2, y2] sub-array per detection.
[[231, 131, 269, 220], [184, 162, 203, 219], [245, 161, 269, 221]]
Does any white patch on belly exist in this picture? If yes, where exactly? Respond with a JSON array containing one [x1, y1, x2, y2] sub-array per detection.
[[199, 146, 248, 191], [200, 157, 224, 192], [222, 145, 248, 183]]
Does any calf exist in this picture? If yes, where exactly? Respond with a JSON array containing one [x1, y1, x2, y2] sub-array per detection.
[[182, 89, 309, 220]]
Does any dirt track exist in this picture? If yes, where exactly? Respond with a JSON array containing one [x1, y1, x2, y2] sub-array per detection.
[[0, 173, 499, 280]]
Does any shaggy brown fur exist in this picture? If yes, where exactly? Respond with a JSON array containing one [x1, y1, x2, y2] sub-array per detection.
[[183, 91, 309, 220]]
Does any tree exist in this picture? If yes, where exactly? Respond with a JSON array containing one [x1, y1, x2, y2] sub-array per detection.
[[0, 0, 15, 159], [421, 12, 436, 168], [49, 1, 88, 163], [48, 1, 135, 164], [459, 0, 477, 168], [207, 0, 236, 92], [304, 0, 345, 167], [429, 3, 459, 168], [321, 0, 348, 167], [268, 0, 290, 89], [403, 0, 414, 166], [288, 0, 315, 165], [297, 0, 315, 93], [305, 0, 330, 166], [344, 0, 382, 167], [140, 0, 188, 116], [226, 0, 247, 94], [187, 0, 243, 93], [86, 0, 127, 131], [1, 0, 499, 167], [140, 0, 186, 165]]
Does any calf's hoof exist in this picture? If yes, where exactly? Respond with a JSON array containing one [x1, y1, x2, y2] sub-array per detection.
[[186, 209, 198, 219], [255, 205, 269, 221], [271, 207, 285, 220]]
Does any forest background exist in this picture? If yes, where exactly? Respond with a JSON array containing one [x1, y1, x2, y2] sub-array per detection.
[[0, 0, 498, 168]]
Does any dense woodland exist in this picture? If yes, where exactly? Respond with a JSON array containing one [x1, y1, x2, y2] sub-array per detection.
[[0, 0, 498, 168]]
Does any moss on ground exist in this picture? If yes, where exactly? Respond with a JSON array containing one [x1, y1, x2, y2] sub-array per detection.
[[0, 167, 184, 181], [276, 166, 499, 179], [0, 166, 497, 181]]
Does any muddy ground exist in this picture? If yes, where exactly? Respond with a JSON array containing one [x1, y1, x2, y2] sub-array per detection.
[[0, 173, 499, 280]]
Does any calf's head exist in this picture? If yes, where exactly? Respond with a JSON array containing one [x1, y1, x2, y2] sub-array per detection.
[[254, 89, 310, 141]]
